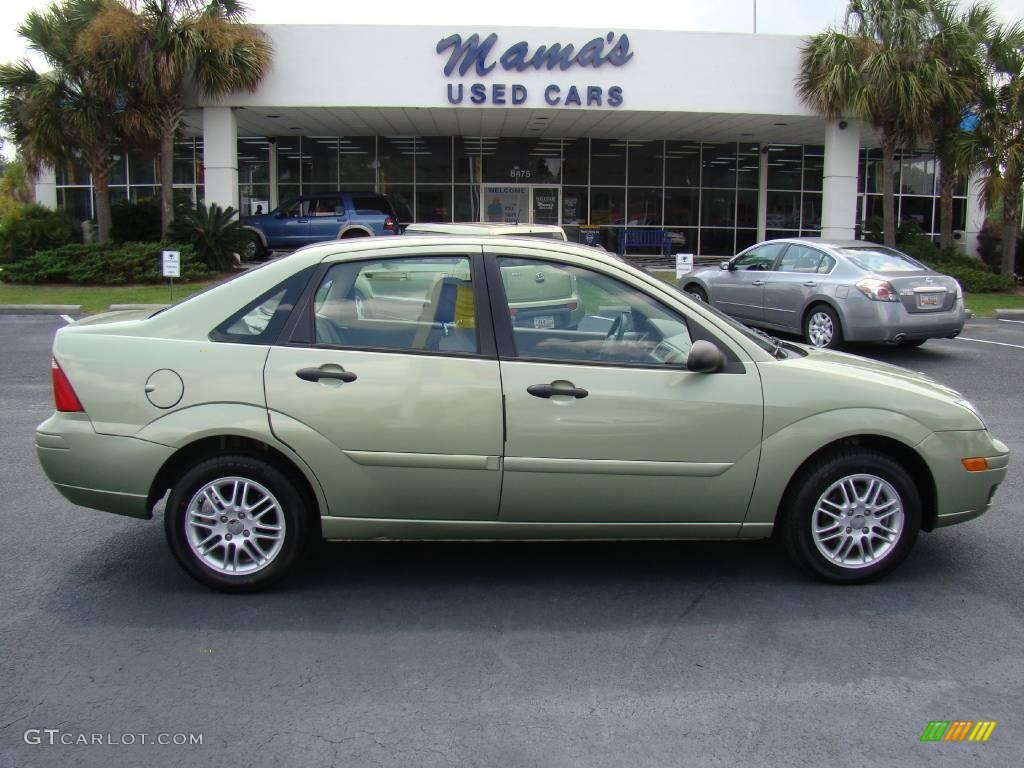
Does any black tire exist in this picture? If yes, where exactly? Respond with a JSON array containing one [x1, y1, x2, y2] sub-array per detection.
[[803, 304, 843, 349], [239, 231, 267, 262], [164, 455, 309, 592], [340, 229, 370, 238], [899, 338, 927, 348], [685, 285, 708, 303], [780, 448, 921, 584]]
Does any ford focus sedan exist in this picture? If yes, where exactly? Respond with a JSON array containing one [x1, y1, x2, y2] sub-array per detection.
[[680, 238, 966, 348], [35, 237, 1007, 591]]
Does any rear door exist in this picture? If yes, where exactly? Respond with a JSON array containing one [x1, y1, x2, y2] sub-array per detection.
[[712, 242, 786, 322], [762, 244, 835, 330], [263, 245, 503, 521]]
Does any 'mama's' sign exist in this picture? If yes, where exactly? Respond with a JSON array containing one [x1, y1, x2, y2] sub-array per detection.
[[436, 32, 633, 108]]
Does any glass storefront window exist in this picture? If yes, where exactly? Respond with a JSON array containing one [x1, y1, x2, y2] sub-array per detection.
[[380, 182, 414, 223], [239, 184, 270, 217], [417, 136, 453, 183], [737, 190, 758, 228], [803, 147, 824, 191], [701, 228, 734, 256], [339, 136, 376, 185], [664, 188, 699, 227], [129, 186, 159, 202], [57, 151, 91, 186], [109, 151, 127, 186], [173, 141, 197, 185], [736, 229, 757, 253], [305, 137, 338, 186], [128, 149, 157, 186], [766, 145, 802, 190], [899, 196, 934, 232], [276, 137, 301, 185], [665, 141, 700, 187], [483, 138, 561, 184], [701, 143, 737, 189], [701, 188, 735, 228], [628, 141, 662, 186], [627, 187, 662, 225], [590, 139, 626, 186], [900, 152, 935, 196], [562, 186, 588, 225], [801, 193, 822, 229], [419, 185, 453, 222], [378, 137, 415, 183], [453, 184, 479, 221], [738, 146, 760, 190], [766, 191, 801, 230], [562, 139, 588, 185], [590, 187, 625, 225], [456, 137, 489, 183]]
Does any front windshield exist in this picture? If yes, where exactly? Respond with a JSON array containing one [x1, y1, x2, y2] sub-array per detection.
[[840, 246, 925, 272]]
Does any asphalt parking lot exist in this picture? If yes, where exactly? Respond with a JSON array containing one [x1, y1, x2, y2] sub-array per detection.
[[1, 314, 1022, 768]]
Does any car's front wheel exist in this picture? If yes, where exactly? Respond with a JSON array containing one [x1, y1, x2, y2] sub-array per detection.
[[685, 285, 708, 303], [164, 455, 308, 592], [780, 449, 921, 583], [239, 231, 267, 262]]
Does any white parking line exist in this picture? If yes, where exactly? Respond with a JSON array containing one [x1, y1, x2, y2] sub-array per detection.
[[958, 336, 1024, 350], [998, 318, 1024, 325], [59, 314, 74, 325]]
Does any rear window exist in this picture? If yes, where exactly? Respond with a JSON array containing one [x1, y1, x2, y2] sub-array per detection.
[[351, 195, 394, 216], [840, 246, 925, 272]]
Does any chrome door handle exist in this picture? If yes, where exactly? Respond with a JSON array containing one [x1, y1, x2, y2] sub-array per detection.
[[296, 367, 357, 383], [752, 280, 765, 286], [527, 383, 589, 399], [803, 281, 818, 287]]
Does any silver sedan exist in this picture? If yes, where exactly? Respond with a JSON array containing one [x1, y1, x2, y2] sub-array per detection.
[[679, 238, 966, 348]]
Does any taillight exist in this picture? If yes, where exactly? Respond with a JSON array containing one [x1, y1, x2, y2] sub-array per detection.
[[51, 357, 84, 412], [509, 308, 518, 318], [384, 216, 396, 231], [567, 302, 578, 311], [855, 278, 900, 302]]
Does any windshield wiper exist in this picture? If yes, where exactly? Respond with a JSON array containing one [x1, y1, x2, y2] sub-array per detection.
[[749, 326, 788, 359]]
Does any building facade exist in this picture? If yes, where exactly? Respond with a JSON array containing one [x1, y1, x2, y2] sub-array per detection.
[[34, 24, 984, 255]]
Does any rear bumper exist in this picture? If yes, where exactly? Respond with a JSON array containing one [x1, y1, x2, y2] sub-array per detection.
[[917, 430, 1009, 528], [841, 297, 966, 342], [36, 413, 174, 519]]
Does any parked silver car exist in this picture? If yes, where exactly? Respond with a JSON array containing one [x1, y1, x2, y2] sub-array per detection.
[[680, 239, 966, 348]]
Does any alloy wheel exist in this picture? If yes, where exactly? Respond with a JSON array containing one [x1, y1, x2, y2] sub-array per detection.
[[811, 474, 905, 569]]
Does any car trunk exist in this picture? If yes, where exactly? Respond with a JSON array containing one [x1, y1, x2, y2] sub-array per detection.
[[882, 272, 959, 313]]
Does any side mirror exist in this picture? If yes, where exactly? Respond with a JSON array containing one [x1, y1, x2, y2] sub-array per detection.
[[275, 211, 284, 219], [687, 340, 725, 373], [720, 260, 732, 270]]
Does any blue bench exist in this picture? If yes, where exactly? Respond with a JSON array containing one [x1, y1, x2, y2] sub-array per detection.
[[618, 228, 672, 257]]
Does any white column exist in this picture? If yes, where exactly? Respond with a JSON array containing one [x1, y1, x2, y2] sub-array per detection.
[[964, 170, 986, 258], [821, 119, 861, 240], [756, 144, 768, 242], [34, 165, 58, 209], [202, 106, 238, 213]]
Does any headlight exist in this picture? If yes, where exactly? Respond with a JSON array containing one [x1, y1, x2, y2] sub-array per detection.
[[957, 399, 987, 429], [855, 278, 900, 302]]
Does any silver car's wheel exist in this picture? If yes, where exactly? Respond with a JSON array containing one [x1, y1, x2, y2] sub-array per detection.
[[804, 305, 842, 349], [185, 476, 286, 576], [165, 455, 309, 592], [781, 448, 920, 584], [811, 474, 905, 569]]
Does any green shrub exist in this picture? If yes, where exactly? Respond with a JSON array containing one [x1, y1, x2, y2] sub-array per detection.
[[0, 241, 214, 284], [0, 204, 77, 263], [171, 203, 245, 271], [893, 233, 1017, 293], [111, 198, 162, 244]]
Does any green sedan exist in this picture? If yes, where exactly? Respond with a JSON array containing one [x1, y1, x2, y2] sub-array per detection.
[[35, 237, 1009, 591]]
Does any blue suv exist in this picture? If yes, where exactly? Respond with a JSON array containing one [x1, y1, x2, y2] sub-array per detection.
[[240, 192, 399, 260]]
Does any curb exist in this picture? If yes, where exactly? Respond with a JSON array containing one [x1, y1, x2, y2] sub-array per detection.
[[993, 308, 1024, 319], [0, 304, 81, 314], [108, 304, 169, 311]]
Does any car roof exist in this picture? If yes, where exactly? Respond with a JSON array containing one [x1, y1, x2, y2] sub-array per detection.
[[758, 237, 884, 250], [404, 222, 566, 236]]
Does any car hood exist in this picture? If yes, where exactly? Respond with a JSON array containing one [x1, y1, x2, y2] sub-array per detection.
[[799, 345, 962, 400]]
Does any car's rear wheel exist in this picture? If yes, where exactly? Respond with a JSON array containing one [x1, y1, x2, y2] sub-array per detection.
[[780, 449, 921, 583], [239, 231, 267, 262], [804, 304, 843, 349], [164, 455, 308, 592], [685, 285, 708, 303]]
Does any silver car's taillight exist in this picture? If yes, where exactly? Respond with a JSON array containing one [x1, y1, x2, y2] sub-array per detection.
[[855, 278, 900, 302]]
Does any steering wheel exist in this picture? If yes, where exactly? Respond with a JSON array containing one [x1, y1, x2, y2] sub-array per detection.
[[605, 312, 627, 342]]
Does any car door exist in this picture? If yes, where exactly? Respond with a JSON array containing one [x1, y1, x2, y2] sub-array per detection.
[[270, 198, 311, 247], [263, 246, 503, 521], [486, 246, 764, 528], [306, 195, 348, 242], [762, 244, 835, 330], [711, 242, 786, 322]]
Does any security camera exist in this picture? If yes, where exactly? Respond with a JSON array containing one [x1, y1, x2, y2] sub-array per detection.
[[761, 145, 770, 155], [838, 120, 848, 130]]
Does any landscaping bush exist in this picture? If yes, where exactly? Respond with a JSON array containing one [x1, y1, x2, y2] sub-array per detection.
[[111, 198, 162, 244], [894, 231, 1016, 293], [171, 203, 245, 271], [0, 204, 77, 263], [0, 241, 214, 284]]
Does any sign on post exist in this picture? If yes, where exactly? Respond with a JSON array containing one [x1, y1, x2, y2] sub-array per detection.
[[675, 253, 694, 280], [162, 250, 181, 278]]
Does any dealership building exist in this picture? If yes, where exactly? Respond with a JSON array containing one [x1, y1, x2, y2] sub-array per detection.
[[34, 24, 986, 256]]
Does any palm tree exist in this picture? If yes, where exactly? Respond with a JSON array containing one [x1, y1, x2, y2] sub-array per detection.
[[79, 0, 272, 237], [928, 2, 996, 250], [798, 0, 960, 247], [0, 0, 132, 242], [953, 23, 1024, 276]]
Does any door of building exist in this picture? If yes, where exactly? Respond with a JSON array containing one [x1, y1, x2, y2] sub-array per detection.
[[481, 185, 560, 225]]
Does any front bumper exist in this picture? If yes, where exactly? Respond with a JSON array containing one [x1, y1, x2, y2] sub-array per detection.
[[917, 429, 1009, 528], [842, 297, 966, 343], [36, 412, 174, 519]]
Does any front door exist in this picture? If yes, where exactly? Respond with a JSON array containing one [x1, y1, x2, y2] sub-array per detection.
[[483, 185, 530, 223], [712, 242, 787, 322], [264, 247, 503, 521], [487, 247, 764, 526], [531, 187, 560, 225]]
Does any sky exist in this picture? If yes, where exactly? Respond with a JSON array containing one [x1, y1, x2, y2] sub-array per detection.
[[3, 0, 1024, 155]]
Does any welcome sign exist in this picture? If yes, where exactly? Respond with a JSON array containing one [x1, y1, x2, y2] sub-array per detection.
[[437, 32, 632, 108]]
